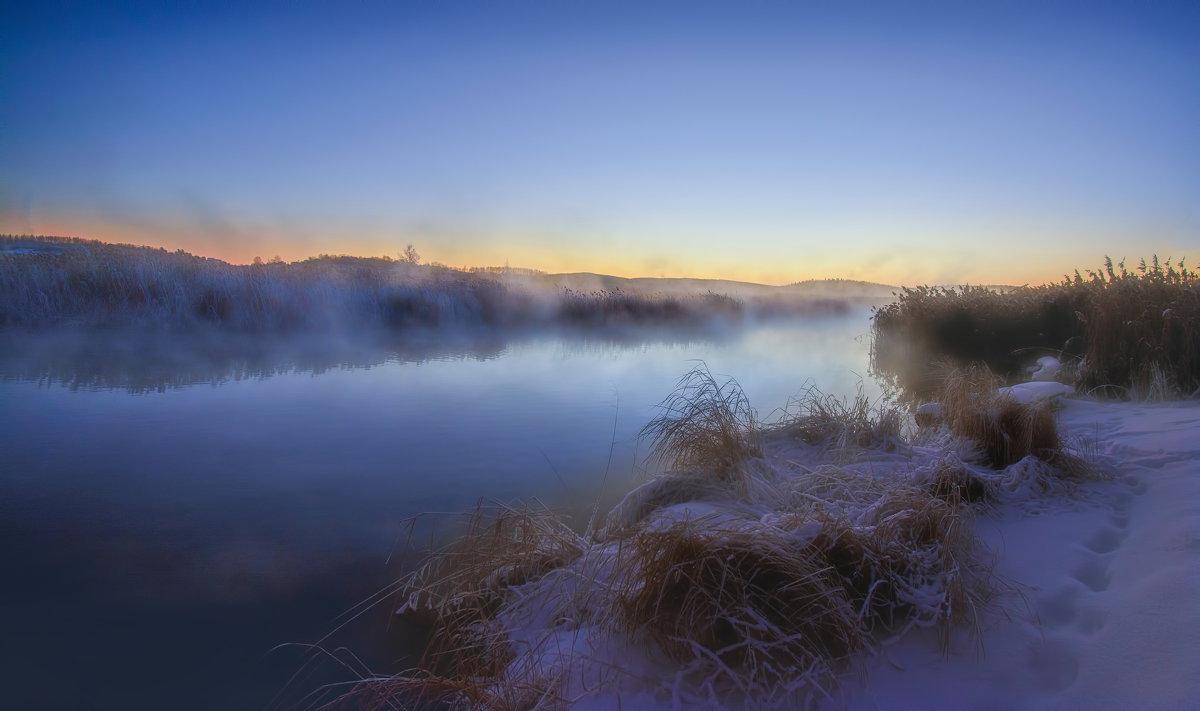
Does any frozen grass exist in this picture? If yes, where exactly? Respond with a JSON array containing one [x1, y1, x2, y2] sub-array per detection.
[[1, 235, 858, 335], [614, 518, 863, 704], [394, 503, 588, 682], [933, 364, 1063, 468], [776, 383, 906, 459], [871, 256, 1200, 402], [348, 366, 1059, 709], [639, 365, 761, 484]]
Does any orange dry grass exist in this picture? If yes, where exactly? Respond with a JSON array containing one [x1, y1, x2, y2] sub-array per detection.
[[396, 503, 586, 681], [937, 364, 1062, 468], [640, 365, 762, 484]]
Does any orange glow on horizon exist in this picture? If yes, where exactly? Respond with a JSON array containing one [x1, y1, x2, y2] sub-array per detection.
[[0, 214, 1165, 290]]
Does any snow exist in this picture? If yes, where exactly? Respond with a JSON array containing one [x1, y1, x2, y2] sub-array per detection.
[[998, 380, 1075, 404], [915, 401, 943, 418], [833, 398, 1200, 711], [1029, 356, 1062, 382]]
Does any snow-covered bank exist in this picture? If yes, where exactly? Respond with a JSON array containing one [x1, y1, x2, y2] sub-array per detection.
[[381, 395, 1200, 711], [835, 398, 1200, 711]]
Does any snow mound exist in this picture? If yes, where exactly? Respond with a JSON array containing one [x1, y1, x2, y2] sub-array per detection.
[[1029, 355, 1062, 382], [998, 380, 1074, 404]]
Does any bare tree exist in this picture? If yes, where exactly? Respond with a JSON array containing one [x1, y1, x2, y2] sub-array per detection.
[[402, 244, 421, 265]]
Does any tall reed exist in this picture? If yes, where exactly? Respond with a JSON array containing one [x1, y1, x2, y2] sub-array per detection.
[[871, 256, 1199, 401]]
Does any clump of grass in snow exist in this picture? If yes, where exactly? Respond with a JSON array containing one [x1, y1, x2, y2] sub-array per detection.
[[614, 518, 862, 702], [601, 486, 986, 705], [926, 459, 992, 506], [394, 503, 587, 681], [937, 364, 1063, 469], [777, 382, 906, 458], [640, 364, 762, 484]]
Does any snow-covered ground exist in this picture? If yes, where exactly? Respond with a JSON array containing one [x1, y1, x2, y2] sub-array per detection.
[[834, 398, 1200, 710]]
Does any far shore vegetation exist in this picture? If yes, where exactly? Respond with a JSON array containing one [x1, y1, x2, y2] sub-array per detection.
[[1, 235, 881, 334]]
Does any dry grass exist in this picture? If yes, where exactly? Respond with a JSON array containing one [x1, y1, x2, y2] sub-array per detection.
[[311, 671, 565, 711], [926, 459, 992, 506], [614, 518, 861, 703], [936, 364, 1063, 468], [777, 383, 905, 458], [604, 481, 987, 706], [394, 503, 587, 682], [871, 256, 1200, 403], [639, 364, 762, 484], [379, 468, 992, 708]]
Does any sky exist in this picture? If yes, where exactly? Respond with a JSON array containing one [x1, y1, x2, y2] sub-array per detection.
[[1, 1, 1197, 286]]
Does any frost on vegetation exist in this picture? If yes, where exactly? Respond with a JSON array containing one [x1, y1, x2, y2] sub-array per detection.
[[0, 235, 863, 335], [353, 366, 1110, 710], [870, 256, 1200, 403]]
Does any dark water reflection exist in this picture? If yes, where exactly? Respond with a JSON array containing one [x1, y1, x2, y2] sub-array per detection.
[[0, 313, 880, 710]]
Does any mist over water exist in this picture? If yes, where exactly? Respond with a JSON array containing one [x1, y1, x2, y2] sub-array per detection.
[[0, 311, 880, 710]]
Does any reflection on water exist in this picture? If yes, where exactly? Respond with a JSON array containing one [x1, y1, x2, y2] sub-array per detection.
[[0, 322, 767, 393], [0, 312, 881, 710], [0, 328, 510, 393]]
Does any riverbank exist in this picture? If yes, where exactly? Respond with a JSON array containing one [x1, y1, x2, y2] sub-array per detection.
[[834, 397, 1200, 710], [370, 391, 1200, 710]]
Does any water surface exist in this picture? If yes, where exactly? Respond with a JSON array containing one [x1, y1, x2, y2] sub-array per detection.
[[0, 311, 880, 709]]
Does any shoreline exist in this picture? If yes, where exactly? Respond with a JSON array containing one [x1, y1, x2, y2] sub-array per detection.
[[371, 391, 1200, 710], [836, 397, 1200, 710]]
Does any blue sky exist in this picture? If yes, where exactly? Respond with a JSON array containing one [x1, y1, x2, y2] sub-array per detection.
[[1, 1, 1197, 285]]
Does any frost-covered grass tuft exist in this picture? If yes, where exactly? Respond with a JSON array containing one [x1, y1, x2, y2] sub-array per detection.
[[777, 382, 906, 459], [614, 517, 862, 704], [639, 364, 762, 484], [393, 503, 587, 682], [936, 364, 1063, 468]]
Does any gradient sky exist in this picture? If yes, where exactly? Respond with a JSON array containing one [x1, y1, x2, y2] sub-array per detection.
[[2, 1, 1197, 286]]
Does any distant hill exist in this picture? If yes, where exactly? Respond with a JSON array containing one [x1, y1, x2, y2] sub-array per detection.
[[491, 270, 898, 306]]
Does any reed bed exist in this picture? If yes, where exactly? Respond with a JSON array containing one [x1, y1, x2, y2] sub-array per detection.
[[871, 256, 1200, 402], [557, 288, 743, 328]]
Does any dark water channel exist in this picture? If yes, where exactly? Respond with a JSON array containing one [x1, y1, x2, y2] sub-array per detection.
[[0, 312, 880, 710]]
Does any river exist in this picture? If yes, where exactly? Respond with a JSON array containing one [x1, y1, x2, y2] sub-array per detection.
[[0, 310, 881, 710]]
